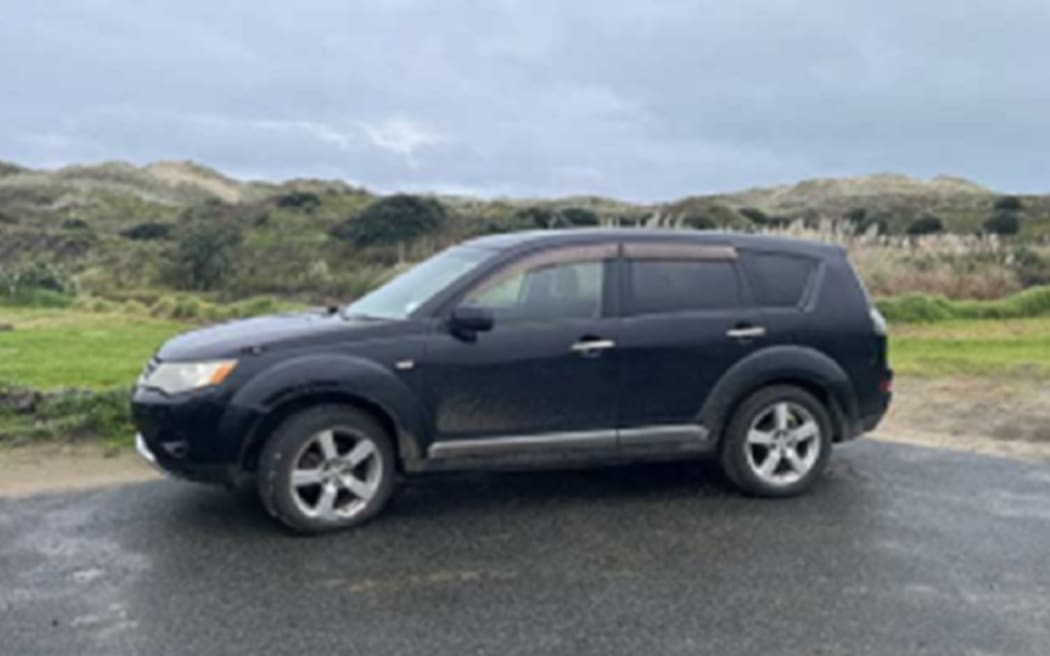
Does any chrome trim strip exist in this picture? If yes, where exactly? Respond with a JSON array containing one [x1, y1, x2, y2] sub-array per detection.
[[570, 339, 615, 352], [618, 424, 710, 446], [428, 424, 710, 459], [726, 326, 766, 339], [429, 429, 616, 458]]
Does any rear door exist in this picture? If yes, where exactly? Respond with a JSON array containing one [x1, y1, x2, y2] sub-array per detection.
[[616, 242, 762, 446]]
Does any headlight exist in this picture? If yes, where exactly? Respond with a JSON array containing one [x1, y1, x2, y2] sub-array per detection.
[[141, 360, 238, 395]]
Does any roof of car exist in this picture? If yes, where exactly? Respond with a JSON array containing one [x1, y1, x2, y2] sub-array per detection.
[[464, 228, 844, 258]]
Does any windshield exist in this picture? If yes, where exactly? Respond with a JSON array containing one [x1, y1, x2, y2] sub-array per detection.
[[344, 245, 495, 320]]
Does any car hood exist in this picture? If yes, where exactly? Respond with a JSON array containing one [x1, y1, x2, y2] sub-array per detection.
[[156, 309, 402, 361]]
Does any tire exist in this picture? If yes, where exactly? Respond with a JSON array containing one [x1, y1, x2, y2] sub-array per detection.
[[258, 404, 396, 534], [719, 385, 832, 497]]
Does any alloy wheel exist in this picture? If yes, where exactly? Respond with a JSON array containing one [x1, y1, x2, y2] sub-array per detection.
[[744, 401, 822, 486], [289, 427, 383, 521]]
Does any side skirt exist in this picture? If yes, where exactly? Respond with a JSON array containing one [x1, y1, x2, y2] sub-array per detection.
[[411, 424, 713, 473]]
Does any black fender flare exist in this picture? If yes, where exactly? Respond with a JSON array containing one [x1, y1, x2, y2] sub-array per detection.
[[697, 345, 859, 442], [227, 353, 429, 466]]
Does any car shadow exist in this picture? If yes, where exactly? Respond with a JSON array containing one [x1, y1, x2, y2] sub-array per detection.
[[147, 457, 780, 538]]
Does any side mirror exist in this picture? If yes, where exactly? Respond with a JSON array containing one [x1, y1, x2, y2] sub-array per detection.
[[450, 305, 494, 339]]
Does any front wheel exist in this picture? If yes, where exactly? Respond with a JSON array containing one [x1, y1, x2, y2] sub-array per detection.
[[719, 385, 832, 497], [258, 405, 396, 534]]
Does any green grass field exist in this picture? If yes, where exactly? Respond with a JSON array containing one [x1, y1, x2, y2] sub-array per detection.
[[889, 317, 1050, 378], [1, 306, 1047, 446], [0, 307, 185, 389], [2, 307, 1048, 391]]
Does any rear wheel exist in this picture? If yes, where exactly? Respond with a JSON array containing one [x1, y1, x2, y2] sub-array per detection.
[[719, 385, 831, 497], [258, 405, 396, 534]]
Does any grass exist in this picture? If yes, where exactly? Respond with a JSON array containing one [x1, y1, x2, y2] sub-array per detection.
[[1, 305, 1048, 446], [889, 317, 1050, 377], [0, 306, 184, 389]]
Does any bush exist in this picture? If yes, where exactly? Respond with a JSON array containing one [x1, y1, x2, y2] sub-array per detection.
[[559, 207, 600, 227], [150, 295, 179, 318], [739, 207, 770, 225], [907, 215, 944, 236], [993, 196, 1023, 212], [680, 214, 715, 229], [984, 211, 1019, 236], [333, 194, 445, 247], [876, 284, 1050, 323], [1015, 247, 1050, 287], [168, 220, 243, 291], [121, 222, 173, 241], [61, 218, 90, 231], [276, 191, 321, 211], [0, 262, 75, 306]]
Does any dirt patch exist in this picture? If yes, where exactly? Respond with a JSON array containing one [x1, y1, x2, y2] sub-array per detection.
[[0, 443, 157, 498], [873, 376, 1050, 462]]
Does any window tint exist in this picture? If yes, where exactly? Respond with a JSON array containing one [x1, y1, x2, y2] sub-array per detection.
[[467, 260, 604, 322], [626, 259, 740, 315], [746, 253, 816, 308]]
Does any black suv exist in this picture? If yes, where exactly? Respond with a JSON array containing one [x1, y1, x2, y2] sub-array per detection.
[[133, 229, 892, 533]]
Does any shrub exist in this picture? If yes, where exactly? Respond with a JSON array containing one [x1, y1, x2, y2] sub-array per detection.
[[150, 295, 179, 317], [121, 222, 173, 241], [168, 220, 243, 291], [876, 284, 1050, 323], [993, 196, 1023, 212], [122, 300, 150, 316], [739, 207, 770, 225], [61, 218, 90, 231], [511, 206, 556, 229], [558, 207, 600, 227], [333, 194, 445, 247], [0, 262, 75, 306], [983, 211, 1019, 236], [680, 214, 715, 229], [1014, 247, 1050, 287], [276, 191, 321, 211], [906, 215, 944, 236]]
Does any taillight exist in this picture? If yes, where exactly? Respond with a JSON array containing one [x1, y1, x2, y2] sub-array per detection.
[[879, 376, 893, 394], [870, 307, 887, 336]]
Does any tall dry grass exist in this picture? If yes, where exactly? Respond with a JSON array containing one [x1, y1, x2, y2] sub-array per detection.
[[758, 222, 1040, 299]]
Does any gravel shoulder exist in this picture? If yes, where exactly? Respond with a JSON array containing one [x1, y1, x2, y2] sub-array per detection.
[[1, 375, 1047, 498]]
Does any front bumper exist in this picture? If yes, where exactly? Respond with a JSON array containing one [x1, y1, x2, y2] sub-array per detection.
[[131, 386, 257, 487]]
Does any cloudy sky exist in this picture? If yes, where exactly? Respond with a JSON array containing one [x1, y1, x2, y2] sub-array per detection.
[[1, 0, 1048, 200]]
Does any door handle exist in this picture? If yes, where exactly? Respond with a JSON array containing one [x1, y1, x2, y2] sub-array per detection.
[[571, 339, 616, 353], [726, 326, 766, 339]]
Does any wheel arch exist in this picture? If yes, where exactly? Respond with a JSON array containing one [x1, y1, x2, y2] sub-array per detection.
[[698, 345, 858, 444], [229, 354, 429, 475]]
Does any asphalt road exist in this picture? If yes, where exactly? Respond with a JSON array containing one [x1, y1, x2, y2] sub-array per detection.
[[1, 440, 1049, 656]]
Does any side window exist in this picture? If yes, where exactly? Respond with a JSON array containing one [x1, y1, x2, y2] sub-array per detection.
[[626, 259, 740, 316], [467, 260, 605, 322], [745, 252, 816, 308]]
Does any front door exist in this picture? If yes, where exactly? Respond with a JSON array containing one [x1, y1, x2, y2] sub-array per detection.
[[421, 245, 619, 451]]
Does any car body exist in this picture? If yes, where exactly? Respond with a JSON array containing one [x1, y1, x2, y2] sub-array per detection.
[[132, 229, 892, 532]]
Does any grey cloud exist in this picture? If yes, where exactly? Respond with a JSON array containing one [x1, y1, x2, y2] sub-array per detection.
[[1, 0, 1049, 200]]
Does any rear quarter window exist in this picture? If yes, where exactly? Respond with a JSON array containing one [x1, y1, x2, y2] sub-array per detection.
[[744, 252, 817, 308]]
